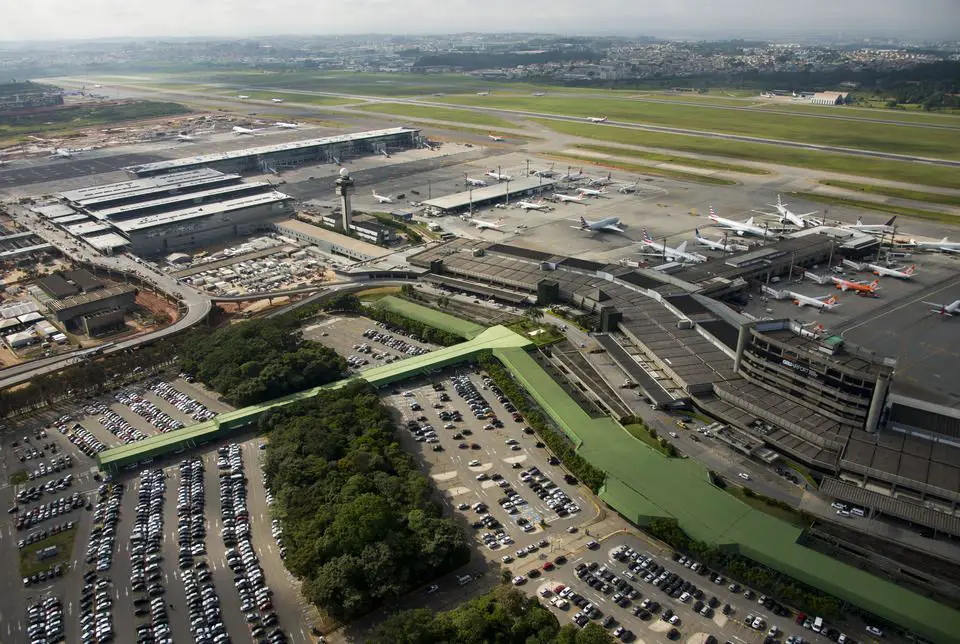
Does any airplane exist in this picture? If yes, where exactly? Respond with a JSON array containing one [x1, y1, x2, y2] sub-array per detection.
[[587, 116, 608, 123], [617, 177, 643, 194], [755, 194, 819, 229], [694, 229, 750, 253], [922, 299, 960, 316], [841, 216, 897, 235], [237, 95, 250, 99], [868, 263, 916, 279], [461, 216, 504, 231], [477, 92, 490, 96], [709, 206, 779, 238], [640, 229, 706, 262], [485, 169, 512, 182], [532, 92, 546, 97], [553, 193, 586, 204], [465, 177, 487, 187], [232, 126, 262, 135], [176, 134, 198, 142], [587, 172, 613, 187], [788, 292, 840, 311], [372, 190, 393, 204], [562, 167, 586, 181], [49, 148, 75, 158], [531, 164, 557, 178], [573, 215, 625, 234], [488, 134, 505, 142], [831, 277, 880, 294], [908, 236, 960, 253], [271, 98, 284, 103], [577, 186, 607, 198], [516, 199, 549, 211], [275, 122, 299, 129]]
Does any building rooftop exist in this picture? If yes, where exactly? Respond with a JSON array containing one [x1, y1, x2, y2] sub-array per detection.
[[111, 191, 292, 233], [126, 128, 419, 175], [31, 203, 76, 219], [65, 221, 113, 237], [51, 214, 91, 225], [47, 284, 136, 313], [59, 168, 233, 208], [275, 219, 388, 259], [89, 181, 275, 221], [422, 177, 556, 212], [84, 233, 131, 252]]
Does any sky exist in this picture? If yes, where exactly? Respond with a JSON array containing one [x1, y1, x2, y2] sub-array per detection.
[[2, 0, 959, 42]]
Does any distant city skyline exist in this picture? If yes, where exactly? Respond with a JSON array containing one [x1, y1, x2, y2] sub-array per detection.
[[2, 0, 959, 43]]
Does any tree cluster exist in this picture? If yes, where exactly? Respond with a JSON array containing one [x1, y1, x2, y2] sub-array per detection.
[[178, 318, 346, 406], [369, 586, 614, 644], [477, 353, 606, 492], [367, 303, 465, 347], [646, 519, 841, 618], [260, 382, 470, 622]]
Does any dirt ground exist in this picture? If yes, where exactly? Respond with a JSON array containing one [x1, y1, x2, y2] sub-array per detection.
[[135, 290, 179, 324]]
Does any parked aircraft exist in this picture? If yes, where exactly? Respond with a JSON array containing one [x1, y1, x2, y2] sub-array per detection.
[[708, 206, 778, 238], [237, 95, 250, 99], [573, 215, 624, 233], [553, 193, 585, 204], [462, 217, 503, 231], [232, 126, 261, 135], [755, 194, 819, 229], [465, 177, 487, 187], [868, 263, 916, 279], [841, 216, 897, 235], [831, 277, 880, 294], [908, 237, 960, 253], [485, 169, 513, 181], [516, 199, 549, 211], [587, 116, 608, 123], [562, 167, 586, 181], [923, 300, 960, 316], [694, 229, 750, 253], [531, 164, 557, 178], [275, 122, 299, 129], [488, 134, 505, 142], [49, 148, 76, 158], [641, 229, 706, 262], [617, 177, 643, 194], [788, 292, 840, 311], [271, 98, 284, 103], [577, 186, 607, 197], [587, 172, 613, 187], [372, 190, 393, 204]]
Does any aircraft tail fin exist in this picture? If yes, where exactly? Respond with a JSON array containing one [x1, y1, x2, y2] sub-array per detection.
[[676, 241, 688, 254], [579, 216, 589, 229]]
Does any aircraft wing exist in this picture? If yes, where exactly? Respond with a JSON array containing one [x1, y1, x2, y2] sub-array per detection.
[[602, 224, 625, 233]]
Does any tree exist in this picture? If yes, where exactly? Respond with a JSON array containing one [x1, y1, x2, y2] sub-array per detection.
[[437, 295, 450, 309], [524, 306, 544, 322]]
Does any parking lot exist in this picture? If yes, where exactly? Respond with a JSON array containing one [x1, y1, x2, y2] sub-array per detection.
[[302, 314, 435, 372]]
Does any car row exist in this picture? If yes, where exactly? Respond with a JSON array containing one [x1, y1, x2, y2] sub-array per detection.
[[520, 465, 579, 518], [150, 380, 217, 422], [64, 423, 108, 457], [26, 595, 64, 644], [220, 444, 285, 643], [16, 492, 84, 530], [130, 469, 172, 643], [362, 327, 430, 357], [78, 573, 116, 643], [28, 454, 74, 480], [116, 390, 185, 433], [85, 483, 123, 572], [23, 562, 66, 587], [16, 474, 74, 504], [18, 520, 75, 549]]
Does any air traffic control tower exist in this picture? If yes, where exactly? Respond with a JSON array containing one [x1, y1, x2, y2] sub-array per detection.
[[335, 168, 355, 231]]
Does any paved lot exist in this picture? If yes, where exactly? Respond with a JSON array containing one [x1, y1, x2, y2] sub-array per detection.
[[0, 153, 162, 189], [302, 314, 436, 371]]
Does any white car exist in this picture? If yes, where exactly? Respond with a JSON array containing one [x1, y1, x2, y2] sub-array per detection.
[[468, 460, 481, 466], [865, 626, 884, 637], [739, 472, 751, 481]]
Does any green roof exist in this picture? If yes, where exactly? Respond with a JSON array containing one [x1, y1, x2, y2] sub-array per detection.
[[373, 296, 487, 339]]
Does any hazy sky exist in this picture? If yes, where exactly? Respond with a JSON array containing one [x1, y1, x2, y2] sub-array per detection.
[[3, 0, 959, 42]]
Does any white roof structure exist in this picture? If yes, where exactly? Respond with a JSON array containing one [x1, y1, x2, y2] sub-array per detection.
[[52, 213, 91, 225], [84, 233, 131, 252], [110, 192, 291, 233], [66, 221, 113, 237], [59, 168, 233, 209], [17, 311, 43, 324], [31, 203, 76, 219], [0, 301, 38, 319], [89, 181, 275, 221]]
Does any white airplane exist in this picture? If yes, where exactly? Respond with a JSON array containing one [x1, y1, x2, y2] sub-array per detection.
[[238, 95, 250, 99], [232, 126, 262, 136], [465, 177, 487, 187], [485, 169, 513, 182], [788, 292, 840, 311], [694, 229, 749, 253], [533, 92, 546, 97], [755, 194, 819, 228], [868, 263, 916, 279], [176, 134, 197, 142], [617, 177, 643, 194], [372, 190, 393, 204], [587, 172, 613, 187], [577, 186, 607, 198], [271, 98, 284, 103], [587, 116, 608, 123], [841, 216, 897, 235], [908, 236, 960, 253], [275, 122, 299, 129], [477, 92, 490, 96], [709, 206, 778, 238], [573, 215, 624, 234], [923, 300, 960, 316], [531, 165, 557, 178], [553, 193, 586, 204], [830, 277, 880, 294], [49, 148, 75, 158], [562, 167, 586, 181], [462, 217, 503, 231], [641, 229, 706, 262], [488, 134, 505, 142], [516, 199, 549, 211]]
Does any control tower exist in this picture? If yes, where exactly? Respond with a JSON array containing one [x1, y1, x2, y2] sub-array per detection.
[[334, 167, 355, 231]]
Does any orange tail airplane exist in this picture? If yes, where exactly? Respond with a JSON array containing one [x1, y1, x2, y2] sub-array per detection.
[[832, 277, 880, 294]]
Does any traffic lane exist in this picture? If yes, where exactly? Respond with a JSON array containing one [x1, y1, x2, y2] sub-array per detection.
[[0, 483, 27, 643], [244, 440, 312, 644], [107, 474, 143, 644], [159, 464, 194, 644]]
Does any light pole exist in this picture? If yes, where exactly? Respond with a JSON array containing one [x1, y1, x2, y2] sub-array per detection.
[[505, 179, 510, 207], [469, 187, 473, 216], [526, 159, 530, 177]]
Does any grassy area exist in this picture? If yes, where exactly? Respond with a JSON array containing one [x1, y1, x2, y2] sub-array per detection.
[[352, 102, 516, 129], [437, 94, 960, 160], [402, 120, 538, 142], [818, 180, 960, 208], [789, 191, 957, 224], [574, 143, 770, 175], [547, 152, 737, 186], [535, 119, 960, 190], [9, 470, 28, 485], [752, 101, 960, 126], [356, 286, 402, 302], [0, 100, 190, 143], [724, 486, 809, 529], [624, 424, 675, 457], [19, 527, 77, 578], [226, 90, 356, 106], [506, 318, 564, 346]]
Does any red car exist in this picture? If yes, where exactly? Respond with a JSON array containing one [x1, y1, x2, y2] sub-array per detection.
[[542, 562, 555, 571]]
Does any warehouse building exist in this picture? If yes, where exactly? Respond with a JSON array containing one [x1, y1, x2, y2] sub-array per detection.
[[46, 284, 137, 326], [125, 128, 421, 177], [273, 219, 387, 262], [421, 177, 556, 215], [315, 213, 397, 245]]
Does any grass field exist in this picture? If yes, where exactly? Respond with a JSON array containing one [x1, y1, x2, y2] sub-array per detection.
[[818, 180, 960, 208], [376, 296, 486, 340], [352, 102, 516, 128], [547, 152, 737, 186], [574, 143, 770, 175], [437, 94, 960, 160], [790, 192, 957, 224], [222, 90, 356, 106], [624, 423, 674, 457], [356, 286, 402, 302], [751, 101, 960, 126], [724, 486, 809, 529], [534, 119, 960, 190], [19, 527, 77, 578]]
